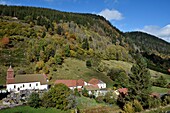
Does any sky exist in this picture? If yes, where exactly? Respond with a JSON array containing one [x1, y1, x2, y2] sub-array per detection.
[[0, 0, 170, 42]]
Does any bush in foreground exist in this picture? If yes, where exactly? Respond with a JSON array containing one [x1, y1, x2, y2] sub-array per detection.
[[28, 92, 41, 108]]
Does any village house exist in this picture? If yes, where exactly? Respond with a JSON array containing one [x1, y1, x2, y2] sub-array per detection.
[[55, 78, 107, 97], [6, 66, 48, 92], [88, 78, 106, 89], [86, 78, 107, 96], [55, 79, 87, 90]]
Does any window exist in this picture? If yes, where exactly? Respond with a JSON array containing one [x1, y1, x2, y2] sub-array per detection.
[[18, 87, 20, 91], [36, 83, 38, 86], [29, 84, 31, 87], [14, 85, 16, 88], [23, 84, 25, 87]]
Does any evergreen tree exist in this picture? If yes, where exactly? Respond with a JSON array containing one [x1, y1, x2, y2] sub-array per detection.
[[56, 25, 63, 35], [86, 60, 92, 67], [54, 54, 63, 65], [65, 44, 70, 57], [107, 69, 129, 88], [127, 53, 151, 108], [82, 38, 89, 50]]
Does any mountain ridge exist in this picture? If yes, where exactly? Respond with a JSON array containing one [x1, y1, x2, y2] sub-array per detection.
[[0, 5, 169, 85]]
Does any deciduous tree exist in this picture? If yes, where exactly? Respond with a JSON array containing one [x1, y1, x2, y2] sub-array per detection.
[[28, 92, 41, 108]]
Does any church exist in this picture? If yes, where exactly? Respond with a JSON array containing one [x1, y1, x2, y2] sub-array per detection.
[[6, 66, 48, 92]]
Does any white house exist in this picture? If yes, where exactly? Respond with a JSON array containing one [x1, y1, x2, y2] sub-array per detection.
[[6, 66, 48, 92], [88, 78, 106, 89]]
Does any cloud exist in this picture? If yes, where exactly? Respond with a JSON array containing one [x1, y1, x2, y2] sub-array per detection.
[[0, 0, 21, 5], [98, 8, 123, 21], [0, 0, 7, 5], [137, 25, 170, 42]]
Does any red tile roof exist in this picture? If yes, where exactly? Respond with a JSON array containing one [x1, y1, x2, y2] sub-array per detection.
[[89, 78, 100, 85], [168, 69, 170, 73], [118, 88, 128, 95], [77, 79, 84, 86], [150, 92, 160, 98], [55, 79, 85, 87], [55, 80, 77, 87]]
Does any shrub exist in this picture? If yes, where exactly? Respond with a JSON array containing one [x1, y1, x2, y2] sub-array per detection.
[[133, 100, 143, 112], [35, 60, 44, 71], [148, 97, 161, 108], [54, 54, 63, 65], [86, 60, 92, 67], [123, 102, 135, 113], [65, 44, 70, 57], [95, 96, 104, 103], [104, 92, 116, 104], [82, 88, 89, 97], [162, 95, 170, 106], [74, 88, 80, 97], [28, 92, 41, 108]]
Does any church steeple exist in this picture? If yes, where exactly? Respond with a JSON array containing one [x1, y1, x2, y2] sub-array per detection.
[[6, 65, 15, 84]]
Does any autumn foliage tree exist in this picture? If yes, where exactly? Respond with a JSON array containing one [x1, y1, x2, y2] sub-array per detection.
[[41, 83, 74, 110], [0, 37, 9, 47]]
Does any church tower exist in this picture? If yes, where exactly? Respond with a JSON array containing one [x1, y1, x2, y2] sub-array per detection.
[[6, 66, 15, 84]]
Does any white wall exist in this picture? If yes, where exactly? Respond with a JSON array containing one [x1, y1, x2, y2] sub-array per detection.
[[69, 86, 76, 90], [97, 83, 106, 89], [69, 86, 83, 90], [84, 82, 88, 86], [7, 82, 48, 92]]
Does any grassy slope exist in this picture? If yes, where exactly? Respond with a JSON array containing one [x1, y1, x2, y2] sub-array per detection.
[[101, 60, 133, 74], [51, 58, 170, 92], [52, 58, 114, 87], [101, 60, 170, 93], [77, 96, 105, 109], [151, 86, 169, 94], [102, 60, 170, 79], [77, 96, 120, 113]]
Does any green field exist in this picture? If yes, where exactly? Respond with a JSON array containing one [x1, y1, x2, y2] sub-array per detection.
[[0, 106, 70, 113], [77, 96, 105, 109], [77, 96, 121, 113], [52, 58, 114, 87], [101, 60, 133, 74], [150, 70, 170, 83], [151, 86, 170, 93]]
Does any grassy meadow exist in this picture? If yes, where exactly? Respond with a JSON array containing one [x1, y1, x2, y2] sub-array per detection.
[[0, 106, 70, 113], [52, 58, 114, 87]]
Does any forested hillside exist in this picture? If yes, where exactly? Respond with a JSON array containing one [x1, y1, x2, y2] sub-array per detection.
[[125, 31, 170, 74], [0, 5, 169, 85], [0, 5, 132, 84]]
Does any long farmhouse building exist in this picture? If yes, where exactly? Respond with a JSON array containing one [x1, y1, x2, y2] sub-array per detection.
[[6, 66, 48, 92]]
